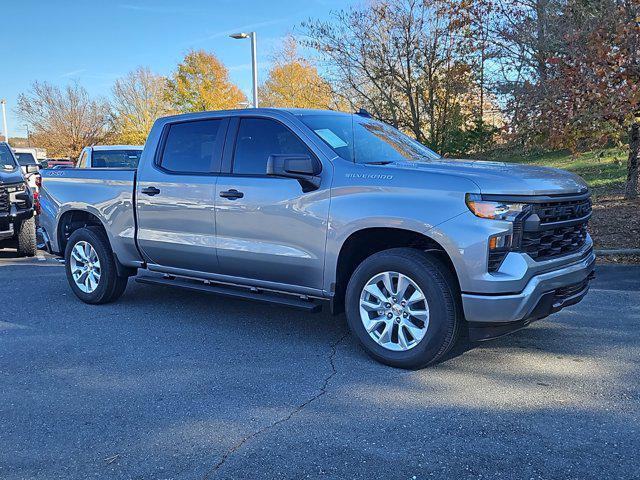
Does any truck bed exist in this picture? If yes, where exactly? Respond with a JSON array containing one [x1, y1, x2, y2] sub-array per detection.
[[39, 168, 141, 265]]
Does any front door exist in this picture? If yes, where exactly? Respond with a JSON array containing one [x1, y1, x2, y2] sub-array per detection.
[[215, 117, 331, 291], [136, 118, 227, 273]]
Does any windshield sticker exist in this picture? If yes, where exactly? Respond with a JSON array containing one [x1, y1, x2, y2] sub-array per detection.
[[314, 129, 348, 148]]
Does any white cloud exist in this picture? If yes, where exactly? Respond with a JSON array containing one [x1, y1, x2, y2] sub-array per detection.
[[189, 18, 290, 44], [59, 69, 86, 78]]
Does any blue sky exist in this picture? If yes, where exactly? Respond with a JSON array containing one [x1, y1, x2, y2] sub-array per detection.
[[1, 0, 355, 136]]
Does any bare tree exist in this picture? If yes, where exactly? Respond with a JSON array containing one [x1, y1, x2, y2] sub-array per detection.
[[111, 67, 174, 145], [302, 0, 474, 152], [489, 0, 565, 144], [16, 82, 111, 159]]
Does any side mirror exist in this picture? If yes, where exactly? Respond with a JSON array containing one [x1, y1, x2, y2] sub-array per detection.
[[26, 164, 39, 174], [266, 154, 322, 191]]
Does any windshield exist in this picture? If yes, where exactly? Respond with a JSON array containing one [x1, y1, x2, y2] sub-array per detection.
[[15, 152, 37, 166], [92, 150, 142, 168], [0, 144, 17, 168], [300, 114, 440, 164]]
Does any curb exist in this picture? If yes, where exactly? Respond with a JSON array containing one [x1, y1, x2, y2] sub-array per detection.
[[595, 249, 640, 256]]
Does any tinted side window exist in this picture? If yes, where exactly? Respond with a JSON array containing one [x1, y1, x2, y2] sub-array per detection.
[[160, 119, 224, 173], [233, 118, 312, 175]]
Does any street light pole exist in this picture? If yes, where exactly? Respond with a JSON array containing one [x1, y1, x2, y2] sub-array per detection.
[[230, 32, 258, 108], [0, 99, 8, 146], [250, 32, 258, 108]]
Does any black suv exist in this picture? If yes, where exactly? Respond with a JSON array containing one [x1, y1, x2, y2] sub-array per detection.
[[0, 142, 37, 256]]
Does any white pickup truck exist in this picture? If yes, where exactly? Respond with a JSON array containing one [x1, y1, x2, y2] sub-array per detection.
[[13, 147, 41, 191]]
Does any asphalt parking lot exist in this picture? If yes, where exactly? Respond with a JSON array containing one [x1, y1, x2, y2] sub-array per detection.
[[1, 251, 639, 480]]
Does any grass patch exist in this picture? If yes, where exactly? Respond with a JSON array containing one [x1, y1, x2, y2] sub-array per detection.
[[493, 148, 628, 195]]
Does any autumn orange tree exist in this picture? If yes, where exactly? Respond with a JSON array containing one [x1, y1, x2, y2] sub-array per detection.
[[259, 37, 336, 109], [168, 50, 246, 112]]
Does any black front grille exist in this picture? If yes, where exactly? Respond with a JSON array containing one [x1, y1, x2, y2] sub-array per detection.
[[517, 195, 591, 262], [521, 222, 588, 260], [0, 186, 9, 213]]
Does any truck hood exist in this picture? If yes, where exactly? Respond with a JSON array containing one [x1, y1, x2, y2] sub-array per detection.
[[391, 158, 588, 196], [0, 166, 25, 186]]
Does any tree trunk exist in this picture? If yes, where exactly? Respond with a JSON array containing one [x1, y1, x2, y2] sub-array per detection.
[[625, 122, 639, 200]]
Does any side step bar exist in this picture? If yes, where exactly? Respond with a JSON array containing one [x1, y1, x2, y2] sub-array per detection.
[[135, 275, 323, 312]]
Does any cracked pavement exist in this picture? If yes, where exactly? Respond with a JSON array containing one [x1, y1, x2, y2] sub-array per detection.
[[1, 253, 639, 479]]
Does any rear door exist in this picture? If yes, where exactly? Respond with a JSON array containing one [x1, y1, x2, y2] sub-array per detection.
[[214, 116, 331, 292], [136, 117, 228, 273]]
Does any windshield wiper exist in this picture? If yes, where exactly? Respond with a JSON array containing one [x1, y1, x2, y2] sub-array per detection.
[[364, 161, 393, 165]]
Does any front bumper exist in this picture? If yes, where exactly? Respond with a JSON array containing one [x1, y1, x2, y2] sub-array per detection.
[[462, 248, 595, 339]]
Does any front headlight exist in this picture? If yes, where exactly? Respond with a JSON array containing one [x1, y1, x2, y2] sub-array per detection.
[[465, 193, 525, 221]]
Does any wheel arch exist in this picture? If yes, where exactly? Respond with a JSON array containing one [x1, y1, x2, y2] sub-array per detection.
[[330, 227, 460, 314], [56, 208, 106, 255], [56, 208, 136, 277]]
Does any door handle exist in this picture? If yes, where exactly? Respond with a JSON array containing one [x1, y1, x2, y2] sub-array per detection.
[[219, 189, 244, 200], [141, 186, 160, 196]]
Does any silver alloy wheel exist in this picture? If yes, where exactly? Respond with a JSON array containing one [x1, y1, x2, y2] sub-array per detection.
[[359, 271, 430, 351], [69, 240, 101, 293]]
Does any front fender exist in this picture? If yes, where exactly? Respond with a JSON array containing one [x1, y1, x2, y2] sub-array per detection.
[[323, 181, 473, 293]]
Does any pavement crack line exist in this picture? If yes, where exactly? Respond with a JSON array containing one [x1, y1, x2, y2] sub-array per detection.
[[202, 331, 348, 479]]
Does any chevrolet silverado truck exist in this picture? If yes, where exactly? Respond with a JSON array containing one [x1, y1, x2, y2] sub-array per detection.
[[0, 142, 37, 256], [38, 109, 595, 368]]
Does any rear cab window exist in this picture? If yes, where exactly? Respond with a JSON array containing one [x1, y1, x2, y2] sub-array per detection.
[[92, 150, 142, 168], [159, 119, 227, 174]]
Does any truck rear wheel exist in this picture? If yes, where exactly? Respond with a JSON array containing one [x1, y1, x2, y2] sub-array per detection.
[[64, 227, 128, 304], [345, 248, 460, 369], [16, 217, 37, 257]]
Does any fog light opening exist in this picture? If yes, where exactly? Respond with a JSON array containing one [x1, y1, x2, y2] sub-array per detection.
[[488, 233, 512, 273]]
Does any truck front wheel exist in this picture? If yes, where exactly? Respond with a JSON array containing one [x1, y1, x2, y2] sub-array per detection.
[[16, 217, 37, 257], [64, 227, 128, 304], [345, 248, 460, 369]]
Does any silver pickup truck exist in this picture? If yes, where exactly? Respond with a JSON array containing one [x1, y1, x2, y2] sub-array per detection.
[[38, 109, 595, 368]]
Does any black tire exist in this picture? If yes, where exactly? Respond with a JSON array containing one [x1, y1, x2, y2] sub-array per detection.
[[345, 248, 460, 369], [16, 216, 37, 257], [64, 227, 128, 304], [107, 274, 129, 303]]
